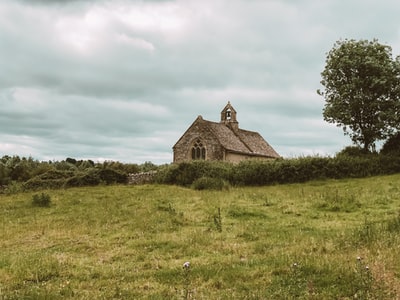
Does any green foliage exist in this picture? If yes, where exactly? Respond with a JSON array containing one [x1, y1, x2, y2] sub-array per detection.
[[337, 146, 370, 157], [156, 161, 232, 186], [96, 168, 127, 184], [192, 176, 229, 190], [23, 170, 74, 190], [319, 39, 400, 151], [0, 154, 130, 191], [54, 160, 78, 171], [64, 172, 101, 188], [32, 192, 52, 207], [157, 154, 400, 187], [4, 151, 400, 194], [63, 168, 127, 188], [0, 161, 11, 185], [3, 181, 24, 194], [140, 161, 158, 172], [381, 132, 400, 155], [65, 157, 77, 165]]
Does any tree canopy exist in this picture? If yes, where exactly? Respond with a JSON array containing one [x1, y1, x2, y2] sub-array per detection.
[[318, 39, 400, 152]]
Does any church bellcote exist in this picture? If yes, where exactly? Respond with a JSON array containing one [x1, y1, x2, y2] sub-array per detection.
[[220, 101, 239, 131]]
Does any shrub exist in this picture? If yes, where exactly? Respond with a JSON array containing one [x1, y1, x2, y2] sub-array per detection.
[[231, 160, 276, 185], [192, 177, 229, 190], [32, 193, 51, 207], [54, 160, 78, 171], [23, 170, 75, 191], [156, 161, 232, 186], [64, 173, 100, 188], [23, 178, 66, 191], [154, 164, 180, 185], [0, 162, 11, 185], [96, 168, 127, 184], [381, 132, 400, 155], [3, 182, 24, 194], [35, 169, 74, 180], [336, 146, 368, 157]]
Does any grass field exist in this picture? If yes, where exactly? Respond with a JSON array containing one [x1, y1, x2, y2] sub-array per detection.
[[1, 174, 400, 299]]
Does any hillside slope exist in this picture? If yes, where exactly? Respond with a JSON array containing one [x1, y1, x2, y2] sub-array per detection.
[[1, 175, 400, 299]]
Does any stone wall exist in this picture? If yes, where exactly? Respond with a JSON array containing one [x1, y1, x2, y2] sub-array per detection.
[[128, 171, 157, 185]]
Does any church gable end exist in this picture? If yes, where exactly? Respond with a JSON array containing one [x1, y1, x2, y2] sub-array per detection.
[[173, 116, 224, 163]]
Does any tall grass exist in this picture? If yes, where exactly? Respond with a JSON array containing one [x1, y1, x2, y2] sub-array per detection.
[[1, 175, 400, 298]]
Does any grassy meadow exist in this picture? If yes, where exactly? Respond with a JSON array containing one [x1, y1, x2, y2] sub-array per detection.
[[1, 174, 400, 299]]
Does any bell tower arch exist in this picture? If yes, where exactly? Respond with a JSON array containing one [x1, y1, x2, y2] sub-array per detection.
[[220, 101, 239, 131]]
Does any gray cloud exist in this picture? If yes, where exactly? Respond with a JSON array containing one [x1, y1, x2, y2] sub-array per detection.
[[1, 0, 399, 163]]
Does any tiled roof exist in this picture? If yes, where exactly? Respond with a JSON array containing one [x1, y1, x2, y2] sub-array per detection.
[[205, 120, 280, 158]]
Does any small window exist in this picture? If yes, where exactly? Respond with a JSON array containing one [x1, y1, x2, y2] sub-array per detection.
[[191, 139, 206, 160]]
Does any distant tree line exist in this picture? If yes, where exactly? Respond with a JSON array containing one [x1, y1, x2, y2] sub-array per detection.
[[0, 155, 158, 193]]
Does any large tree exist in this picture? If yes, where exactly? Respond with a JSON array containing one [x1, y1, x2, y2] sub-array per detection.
[[318, 39, 400, 152]]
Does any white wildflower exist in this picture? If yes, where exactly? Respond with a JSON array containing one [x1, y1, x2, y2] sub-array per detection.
[[183, 261, 190, 269]]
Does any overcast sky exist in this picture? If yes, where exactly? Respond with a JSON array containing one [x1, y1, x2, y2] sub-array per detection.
[[1, 0, 400, 164]]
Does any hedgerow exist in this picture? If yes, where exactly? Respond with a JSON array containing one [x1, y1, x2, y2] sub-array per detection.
[[2, 153, 400, 191], [154, 161, 232, 187], [156, 154, 400, 187]]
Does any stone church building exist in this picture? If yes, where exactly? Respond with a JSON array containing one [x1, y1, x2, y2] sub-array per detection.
[[173, 102, 280, 163]]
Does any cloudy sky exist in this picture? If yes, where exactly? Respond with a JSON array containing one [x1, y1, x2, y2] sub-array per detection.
[[1, 0, 400, 164]]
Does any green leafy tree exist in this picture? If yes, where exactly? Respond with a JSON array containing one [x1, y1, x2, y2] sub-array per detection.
[[318, 39, 400, 152]]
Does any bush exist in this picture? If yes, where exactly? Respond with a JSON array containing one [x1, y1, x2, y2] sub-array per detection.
[[96, 169, 127, 184], [155, 161, 232, 186], [32, 193, 51, 207], [23, 178, 66, 191], [0, 162, 11, 185], [336, 146, 368, 157], [64, 173, 100, 188], [37, 170, 75, 180], [23, 170, 75, 191], [192, 177, 229, 190], [381, 132, 400, 155], [63, 169, 127, 188]]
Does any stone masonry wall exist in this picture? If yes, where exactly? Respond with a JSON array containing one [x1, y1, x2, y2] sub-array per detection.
[[174, 118, 224, 163], [128, 171, 157, 185]]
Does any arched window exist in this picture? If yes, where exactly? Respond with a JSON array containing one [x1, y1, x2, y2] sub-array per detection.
[[191, 139, 206, 160]]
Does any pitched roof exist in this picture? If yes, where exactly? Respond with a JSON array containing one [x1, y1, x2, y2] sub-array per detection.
[[205, 119, 280, 158]]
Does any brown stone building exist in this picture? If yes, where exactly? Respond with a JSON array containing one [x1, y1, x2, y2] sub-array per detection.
[[173, 102, 280, 163]]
